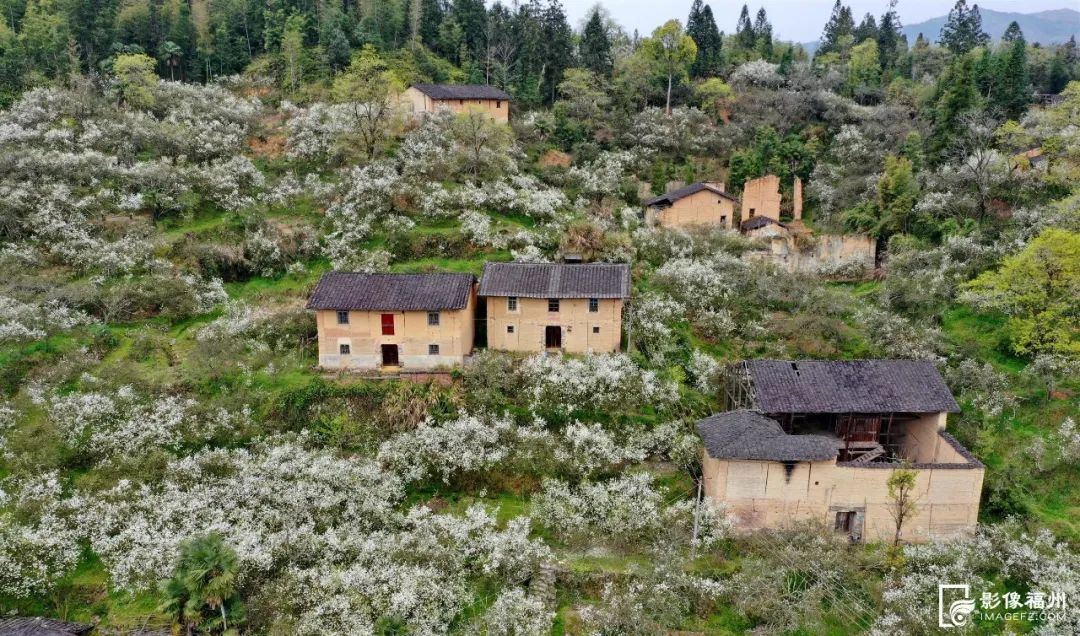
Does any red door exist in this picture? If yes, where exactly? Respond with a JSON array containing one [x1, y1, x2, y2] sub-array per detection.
[[381, 313, 395, 335]]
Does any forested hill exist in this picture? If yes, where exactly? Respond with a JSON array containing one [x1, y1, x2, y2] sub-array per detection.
[[0, 0, 1078, 633], [902, 8, 1080, 46]]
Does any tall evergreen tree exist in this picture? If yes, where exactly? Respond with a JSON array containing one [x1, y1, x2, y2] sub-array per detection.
[[735, 4, 754, 51], [541, 0, 573, 103], [939, 0, 988, 55], [931, 53, 979, 159], [877, 0, 902, 70], [579, 8, 611, 77], [419, 0, 444, 50], [854, 13, 878, 44], [753, 8, 772, 60], [451, 0, 487, 63], [997, 22, 1029, 119], [819, 0, 854, 56], [687, 0, 722, 77]]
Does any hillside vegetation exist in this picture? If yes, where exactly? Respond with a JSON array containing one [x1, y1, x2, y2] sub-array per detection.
[[0, 0, 1078, 633]]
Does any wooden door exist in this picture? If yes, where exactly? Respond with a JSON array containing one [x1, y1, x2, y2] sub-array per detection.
[[381, 344, 399, 366], [544, 326, 561, 349]]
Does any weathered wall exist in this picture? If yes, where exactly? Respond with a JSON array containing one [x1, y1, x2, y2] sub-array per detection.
[[746, 233, 876, 277], [485, 296, 623, 353], [900, 412, 948, 463], [741, 175, 782, 222], [402, 87, 509, 123], [316, 288, 476, 370], [646, 189, 737, 230], [702, 427, 983, 543]]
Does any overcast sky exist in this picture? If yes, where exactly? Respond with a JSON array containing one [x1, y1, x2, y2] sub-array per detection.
[[560, 0, 1074, 42]]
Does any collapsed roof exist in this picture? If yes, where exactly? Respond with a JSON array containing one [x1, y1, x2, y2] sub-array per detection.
[[696, 409, 839, 462]]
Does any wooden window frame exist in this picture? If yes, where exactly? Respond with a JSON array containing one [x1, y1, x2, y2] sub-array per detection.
[[336, 310, 349, 325], [381, 313, 395, 335]]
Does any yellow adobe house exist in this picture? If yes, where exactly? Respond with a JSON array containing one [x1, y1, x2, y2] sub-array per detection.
[[699, 360, 983, 543], [402, 84, 512, 123], [480, 262, 630, 353], [307, 272, 476, 370], [643, 182, 740, 230]]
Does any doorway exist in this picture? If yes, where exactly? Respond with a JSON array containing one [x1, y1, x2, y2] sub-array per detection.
[[544, 326, 562, 349], [381, 344, 399, 367]]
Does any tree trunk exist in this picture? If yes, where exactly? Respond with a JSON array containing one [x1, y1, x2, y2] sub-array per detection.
[[666, 73, 673, 114]]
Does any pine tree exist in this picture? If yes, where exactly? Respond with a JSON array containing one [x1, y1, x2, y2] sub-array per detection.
[[819, 0, 854, 56], [419, 0, 444, 50], [753, 8, 772, 60], [997, 22, 1029, 119], [876, 0, 902, 70], [541, 0, 573, 104], [735, 4, 755, 51], [854, 13, 878, 44], [687, 0, 722, 77], [579, 9, 611, 77], [452, 0, 487, 63], [939, 0, 988, 55], [930, 54, 979, 159]]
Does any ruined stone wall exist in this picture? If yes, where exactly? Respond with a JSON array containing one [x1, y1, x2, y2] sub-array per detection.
[[741, 175, 783, 221], [745, 233, 877, 277]]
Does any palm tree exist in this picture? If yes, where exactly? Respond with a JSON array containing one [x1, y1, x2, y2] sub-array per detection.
[[161, 41, 183, 81], [161, 534, 245, 635]]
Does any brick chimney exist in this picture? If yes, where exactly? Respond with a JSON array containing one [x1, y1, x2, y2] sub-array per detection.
[[793, 177, 804, 221]]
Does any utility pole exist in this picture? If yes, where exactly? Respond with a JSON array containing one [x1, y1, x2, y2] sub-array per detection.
[[690, 476, 703, 557]]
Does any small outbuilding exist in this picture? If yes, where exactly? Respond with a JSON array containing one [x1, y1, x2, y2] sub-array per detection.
[[308, 272, 476, 371], [403, 84, 512, 123], [642, 182, 740, 230], [479, 262, 630, 353]]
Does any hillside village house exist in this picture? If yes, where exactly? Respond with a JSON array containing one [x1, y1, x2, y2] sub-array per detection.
[[699, 360, 984, 543], [307, 272, 476, 371], [643, 182, 740, 229], [402, 84, 512, 123], [479, 262, 630, 353]]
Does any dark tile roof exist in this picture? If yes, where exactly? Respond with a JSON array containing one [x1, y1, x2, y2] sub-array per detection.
[[741, 216, 779, 231], [0, 617, 93, 636], [307, 272, 474, 311], [411, 83, 512, 100], [696, 410, 839, 462], [478, 262, 631, 298], [745, 360, 961, 414], [643, 182, 739, 207]]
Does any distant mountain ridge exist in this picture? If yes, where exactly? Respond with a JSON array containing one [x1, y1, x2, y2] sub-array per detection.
[[800, 7, 1079, 54]]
